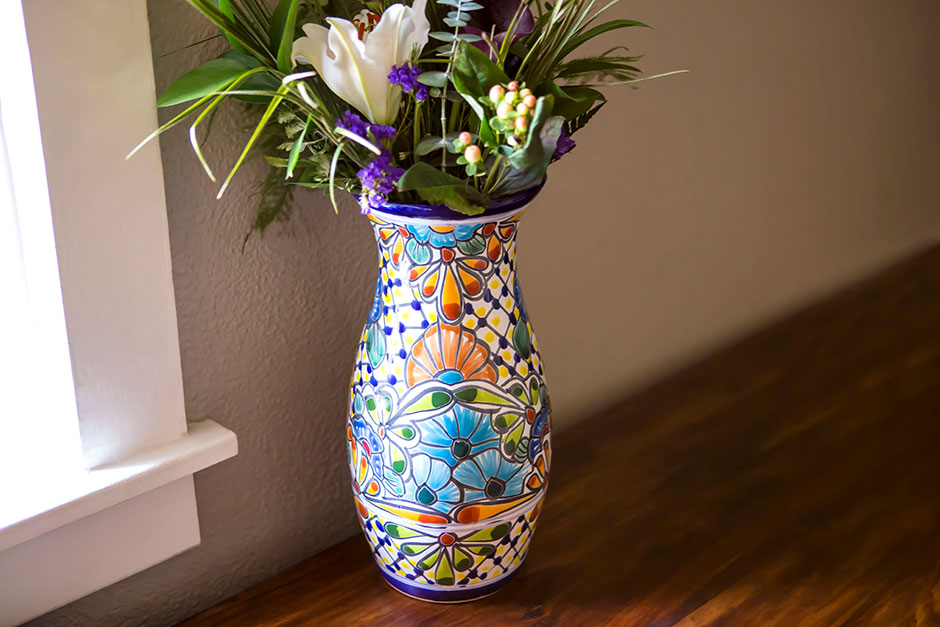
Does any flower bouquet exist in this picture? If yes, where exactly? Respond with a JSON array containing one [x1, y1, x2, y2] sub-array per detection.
[[134, 0, 676, 231]]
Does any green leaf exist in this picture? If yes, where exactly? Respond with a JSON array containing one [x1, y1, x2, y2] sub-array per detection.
[[540, 82, 605, 119], [496, 115, 563, 195], [416, 136, 446, 156], [270, 0, 300, 72], [285, 115, 310, 179], [416, 71, 447, 88], [398, 162, 485, 215], [451, 40, 508, 99], [561, 19, 648, 58], [556, 57, 641, 81], [157, 55, 255, 107], [234, 70, 281, 103], [507, 94, 554, 169]]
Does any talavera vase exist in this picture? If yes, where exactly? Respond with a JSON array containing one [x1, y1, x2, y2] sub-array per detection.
[[346, 190, 552, 602]]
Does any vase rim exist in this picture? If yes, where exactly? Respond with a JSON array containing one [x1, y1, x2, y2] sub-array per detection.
[[367, 180, 544, 225]]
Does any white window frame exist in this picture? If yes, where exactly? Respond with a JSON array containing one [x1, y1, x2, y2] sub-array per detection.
[[0, 2, 237, 624]]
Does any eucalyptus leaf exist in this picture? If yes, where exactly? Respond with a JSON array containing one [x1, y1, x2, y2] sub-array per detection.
[[416, 136, 445, 156], [416, 71, 447, 88]]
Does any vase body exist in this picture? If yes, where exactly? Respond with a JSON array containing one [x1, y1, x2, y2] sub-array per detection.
[[346, 201, 551, 602]]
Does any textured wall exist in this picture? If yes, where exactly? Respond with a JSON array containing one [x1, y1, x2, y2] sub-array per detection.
[[36, 0, 940, 625]]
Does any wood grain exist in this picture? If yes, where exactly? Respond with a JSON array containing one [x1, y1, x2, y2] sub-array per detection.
[[181, 246, 940, 626]]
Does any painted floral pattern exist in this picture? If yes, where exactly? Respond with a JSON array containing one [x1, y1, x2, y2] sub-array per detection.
[[348, 208, 550, 596]]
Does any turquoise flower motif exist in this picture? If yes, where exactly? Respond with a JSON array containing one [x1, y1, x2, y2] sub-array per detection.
[[453, 448, 526, 501], [368, 272, 384, 322], [417, 405, 499, 466], [407, 223, 478, 248], [404, 453, 462, 514]]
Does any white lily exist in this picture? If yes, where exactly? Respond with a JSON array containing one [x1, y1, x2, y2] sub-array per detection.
[[292, 0, 430, 125]]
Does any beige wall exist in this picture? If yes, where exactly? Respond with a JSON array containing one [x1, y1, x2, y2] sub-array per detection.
[[36, 0, 939, 625]]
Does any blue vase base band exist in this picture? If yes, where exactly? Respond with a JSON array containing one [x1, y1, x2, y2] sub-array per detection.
[[380, 565, 520, 603]]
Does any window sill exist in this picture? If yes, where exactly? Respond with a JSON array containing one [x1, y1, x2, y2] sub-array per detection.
[[0, 419, 237, 553]]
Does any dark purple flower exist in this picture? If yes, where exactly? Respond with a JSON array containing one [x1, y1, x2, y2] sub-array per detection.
[[553, 129, 576, 160], [337, 110, 397, 144], [369, 124, 398, 141], [462, 0, 535, 60], [357, 149, 405, 214], [389, 64, 428, 101], [337, 110, 368, 137]]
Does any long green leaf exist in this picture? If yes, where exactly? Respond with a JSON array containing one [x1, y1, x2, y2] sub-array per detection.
[[270, 0, 300, 72], [561, 19, 648, 57], [329, 142, 345, 214], [127, 91, 219, 159], [216, 0, 250, 54], [216, 86, 287, 198], [187, 67, 269, 180], [183, 0, 273, 63]]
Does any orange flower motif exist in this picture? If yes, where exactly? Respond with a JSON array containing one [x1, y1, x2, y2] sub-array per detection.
[[406, 323, 498, 386]]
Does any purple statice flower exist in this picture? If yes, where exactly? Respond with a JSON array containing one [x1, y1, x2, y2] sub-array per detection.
[[357, 149, 405, 214], [553, 129, 576, 160], [369, 124, 397, 141], [389, 64, 428, 101], [336, 110, 368, 137], [336, 110, 397, 144]]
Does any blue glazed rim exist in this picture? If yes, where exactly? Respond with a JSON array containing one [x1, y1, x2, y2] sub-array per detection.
[[366, 179, 545, 221], [381, 568, 518, 603]]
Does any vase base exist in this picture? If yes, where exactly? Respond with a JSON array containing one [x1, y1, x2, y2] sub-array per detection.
[[380, 568, 517, 603]]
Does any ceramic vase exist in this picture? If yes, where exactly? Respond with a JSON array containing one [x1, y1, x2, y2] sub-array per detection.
[[346, 194, 552, 602]]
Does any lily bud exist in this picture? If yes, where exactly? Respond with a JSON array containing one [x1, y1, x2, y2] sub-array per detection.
[[464, 144, 482, 163], [523, 94, 537, 108], [496, 101, 513, 119], [488, 84, 506, 102], [514, 116, 528, 132]]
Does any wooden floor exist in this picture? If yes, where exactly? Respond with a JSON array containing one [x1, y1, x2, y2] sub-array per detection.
[[182, 247, 940, 626]]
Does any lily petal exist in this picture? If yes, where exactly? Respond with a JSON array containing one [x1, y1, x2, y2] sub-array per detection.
[[292, 2, 430, 125]]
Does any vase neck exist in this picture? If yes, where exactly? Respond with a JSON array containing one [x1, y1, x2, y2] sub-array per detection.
[[367, 214, 523, 327]]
